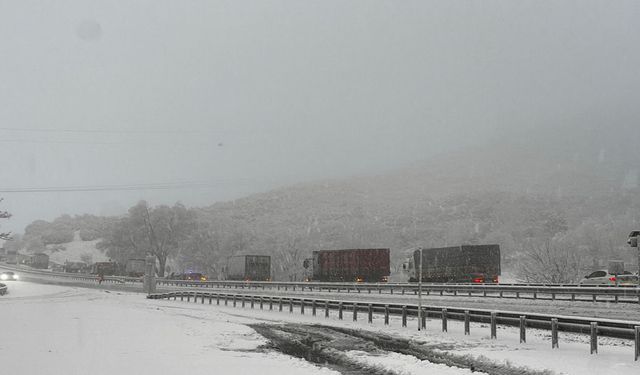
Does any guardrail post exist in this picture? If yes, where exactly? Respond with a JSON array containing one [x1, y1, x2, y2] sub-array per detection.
[[384, 305, 390, 325], [173, 294, 177, 301], [224, 295, 228, 306], [614, 295, 619, 304], [301, 300, 305, 314], [251, 296, 255, 309], [208, 295, 212, 304], [421, 308, 426, 329], [194, 292, 198, 303], [590, 322, 598, 354], [551, 318, 559, 348], [499, 291, 503, 298], [216, 294, 220, 305], [592, 294, 596, 303], [402, 306, 407, 327], [289, 299, 293, 313], [353, 303, 358, 321], [279, 298, 283, 312], [368, 304, 373, 323], [269, 297, 273, 310], [519, 316, 526, 343], [312, 300, 317, 316], [233, 295, 237, 307], [516, 292, 520, 299], [181, 294, 185, 302], [490, 312, 497, 339], [339, 302, 344, 320], [325, 301, 330, 318], [442, 308, 448, 332], [242, 296, 246, 308], [571, 293, 575, 301], [260, 297, 264, 309], [401, 288, 405, 295], [634, 326, 639, 361], [551, 293, 556, 301], [464, 310, 470, 335], [201, 294, 205, 304]]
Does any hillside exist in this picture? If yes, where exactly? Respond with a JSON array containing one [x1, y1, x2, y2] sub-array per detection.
[[13, 125, 640, 281], [196, 125, 640, 279]]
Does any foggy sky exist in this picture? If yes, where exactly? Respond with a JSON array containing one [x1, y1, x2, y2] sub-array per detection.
[[1, 0, 640, 232]]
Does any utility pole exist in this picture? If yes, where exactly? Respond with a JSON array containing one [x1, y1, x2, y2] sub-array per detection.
[[418, 247, 423, 331]]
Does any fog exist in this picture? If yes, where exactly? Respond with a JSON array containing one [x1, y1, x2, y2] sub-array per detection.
[[2, 0, 640, 232]]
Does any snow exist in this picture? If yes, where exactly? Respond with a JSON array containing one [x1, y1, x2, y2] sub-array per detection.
[[2, 279, 638, 375], [345, 351, 484, 375], [44, 234, 109, 264], [0, 282, 336, 375]]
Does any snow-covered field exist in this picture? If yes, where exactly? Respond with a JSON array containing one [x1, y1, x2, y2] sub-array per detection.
[[1, 280, 638, 374]]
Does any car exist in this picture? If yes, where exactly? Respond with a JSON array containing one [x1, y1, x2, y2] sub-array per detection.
[[579, 270, 638, 286], [628, 230, 640, 247], [0, 271, 19, 281]]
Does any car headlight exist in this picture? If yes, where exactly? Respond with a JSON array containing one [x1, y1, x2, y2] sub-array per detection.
[[13, 275, 19, 280], [0, 274, 7, 280]]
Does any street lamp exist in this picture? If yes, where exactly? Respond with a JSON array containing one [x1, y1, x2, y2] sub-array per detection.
[[418, 247, 423, 331]]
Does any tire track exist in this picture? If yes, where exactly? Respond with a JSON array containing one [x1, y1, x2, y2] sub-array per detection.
[[250, 323, 554, 375]]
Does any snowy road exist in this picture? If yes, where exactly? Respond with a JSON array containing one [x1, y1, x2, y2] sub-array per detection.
[[1, 280, 639, 374]]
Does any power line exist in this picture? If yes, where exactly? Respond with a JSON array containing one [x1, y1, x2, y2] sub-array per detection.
[[0, 179, 257, 193], [0, 127, 232, 135], [0, 138, 221, 146]]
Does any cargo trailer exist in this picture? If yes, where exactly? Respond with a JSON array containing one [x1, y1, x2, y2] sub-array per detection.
[[403, 244, 501, 283], [226, 255, 271, 281], [305, 248, 390, 282]]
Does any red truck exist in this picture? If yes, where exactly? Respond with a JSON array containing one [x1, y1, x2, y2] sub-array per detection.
[[304, 248, 390, 282]]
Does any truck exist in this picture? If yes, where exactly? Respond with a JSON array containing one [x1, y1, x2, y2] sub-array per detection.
[[225, 255, 271, 281], [90, 261, 117, 276], [6, 250, 17, 264], [125, 258, 146, 277], [28, 253, 49, 269], [63, 261, 87, 273], [303, 248, 390, 282], [403, 244, 501, 283]]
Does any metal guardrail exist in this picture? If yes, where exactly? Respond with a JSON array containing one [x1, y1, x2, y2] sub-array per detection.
[[156, 279, 640, 304], [148, 290, 640, 361], [0, 282, 6, 295], [3, 262, 640, 304], [0, 264, 128, 284]]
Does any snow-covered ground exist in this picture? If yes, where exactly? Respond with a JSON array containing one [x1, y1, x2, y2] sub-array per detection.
[[44, 232, 109, 264], [1, 280, 638, 375], [0, 282, 334, 375]]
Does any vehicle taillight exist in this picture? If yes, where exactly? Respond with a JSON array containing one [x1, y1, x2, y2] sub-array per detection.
[[609, 276, 616, 282], [492, 276, 499, 283], [472, 277, 484, 283]]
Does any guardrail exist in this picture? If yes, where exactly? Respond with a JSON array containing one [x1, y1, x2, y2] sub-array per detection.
[[156, 279, 640, 304], [0, 282, 6, 295], [0, 264, 128, 284], [4, 262, 640, 304], [148, 290, 640, 361]]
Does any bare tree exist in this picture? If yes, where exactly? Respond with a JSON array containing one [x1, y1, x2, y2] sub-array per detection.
[[1, 198, 12, 241], [516, 238, 585, 284]]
